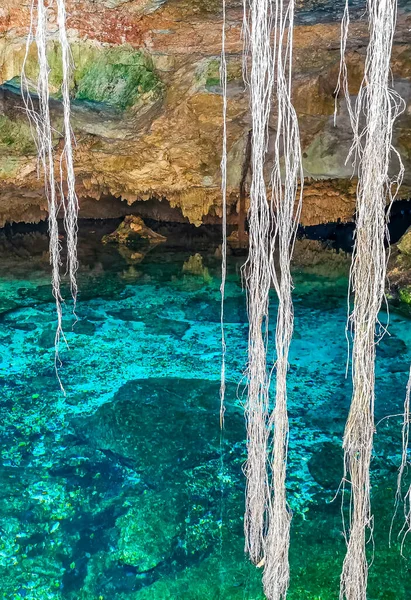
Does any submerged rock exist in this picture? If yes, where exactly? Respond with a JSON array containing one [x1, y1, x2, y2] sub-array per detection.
[[102, 216, 167, 245], [377, 334, 407, 359], [308, 441, 344, 492], [182, 254, 212, 283], [116, 491, 180, 571], [73, 378, 242, 467]]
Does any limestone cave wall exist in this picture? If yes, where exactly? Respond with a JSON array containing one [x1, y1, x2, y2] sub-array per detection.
[[0, 0, 410, 227]]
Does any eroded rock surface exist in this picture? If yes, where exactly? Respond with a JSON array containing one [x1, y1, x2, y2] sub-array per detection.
[[388, 227, 411, 312], [0, 0, 410, 226], [102, 215, 167, 244]]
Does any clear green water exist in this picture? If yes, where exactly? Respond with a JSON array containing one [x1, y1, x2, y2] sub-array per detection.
[[0, 227, 410, 600]]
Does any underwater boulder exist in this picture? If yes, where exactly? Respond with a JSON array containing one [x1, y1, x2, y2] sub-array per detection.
[[72, 319, 97, 337], [377, 335, 407, 359], [303, 393, 349, 436], [116, 491, 181, 571], [144, 317, 190, 339], [182, 253, 212, 283], [18, 284, 54, 303], [72, 378, 244, 482], [308, 442, 344, 492], [184, 296, 247, 323], [38, 325, 58, 349]]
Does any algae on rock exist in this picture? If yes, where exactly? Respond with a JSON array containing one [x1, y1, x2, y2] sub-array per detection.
[[0, 115, 36, 155], [74, 46, 162, 110], [12, 41, 163, 111], [116, 492, 180, 571], [388, 227, 411, 313]]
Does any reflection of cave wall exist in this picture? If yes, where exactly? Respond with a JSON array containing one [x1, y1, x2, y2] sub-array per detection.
[[76, 195, 247, 225], [0, 191, 243, 228], [80, 196, 188, 223]]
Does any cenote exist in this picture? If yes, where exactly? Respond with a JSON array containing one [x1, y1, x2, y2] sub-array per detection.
[[2, 0, 411, 599], [0, 221, 410, 599]]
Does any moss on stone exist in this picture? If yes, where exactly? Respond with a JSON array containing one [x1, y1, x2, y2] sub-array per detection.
[[205, 77, 220, 88], [75, 46, 161, 110], [399, 286, 411, 306], [21, 42, 162, 111], [0, 156, 21, 179], [116, 492, 180, 571], [203, 57, 243, 90], [0, 115, 35, 155]]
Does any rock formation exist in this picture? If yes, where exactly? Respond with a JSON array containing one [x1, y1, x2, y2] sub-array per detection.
[[0, 0, 410, 227], [102, 215, 166, 244], [388, 226, 411, 312]]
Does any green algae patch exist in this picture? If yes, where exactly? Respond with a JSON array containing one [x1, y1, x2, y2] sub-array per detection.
[[202, 57, 243, 90], [399, 285, 411, 306], [74, 46, 161, 110], [0, 114, 36, 178], [0, 114, 36, 155], [20, 41, 162, 111]]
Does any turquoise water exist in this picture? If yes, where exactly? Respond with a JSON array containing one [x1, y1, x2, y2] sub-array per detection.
[[0, 226, 410, 600]]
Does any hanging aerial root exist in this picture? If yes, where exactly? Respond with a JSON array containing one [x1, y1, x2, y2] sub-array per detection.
[[56, 0, 79, 307], [335, 1, 405, 598], [22, 0, 79, 388], [263, 0, 302, 597], [218, 2, 228, 589], [393, 367, 411, 553], [22, 0, 64, 357], [242, 0, 275, 566], [240, 0, 302, 596], [220, 0, 228, 429]]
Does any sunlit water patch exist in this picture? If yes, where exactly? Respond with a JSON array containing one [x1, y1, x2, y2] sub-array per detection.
[[0, 226, 410, 599]]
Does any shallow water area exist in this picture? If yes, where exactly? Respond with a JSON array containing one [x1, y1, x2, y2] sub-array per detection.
[[0, 223, 410, 600]]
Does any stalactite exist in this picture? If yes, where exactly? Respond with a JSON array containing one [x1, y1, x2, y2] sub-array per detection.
[[335, 1, 405, 598], [22, 0, 79, 385]]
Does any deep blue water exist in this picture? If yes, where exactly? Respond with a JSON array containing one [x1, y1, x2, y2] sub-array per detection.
[[0, 225, 410, 600]]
